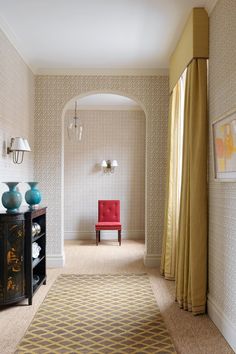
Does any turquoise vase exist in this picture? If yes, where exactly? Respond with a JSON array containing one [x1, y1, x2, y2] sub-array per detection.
[[25, 182, 41, 209], [2, 182, 22, 213]]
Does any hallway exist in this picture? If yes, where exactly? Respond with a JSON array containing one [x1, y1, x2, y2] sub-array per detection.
[[0, 240, 233, 353]]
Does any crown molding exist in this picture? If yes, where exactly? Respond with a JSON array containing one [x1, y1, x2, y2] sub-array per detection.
[[36, 67, 169, 76], [0, 13, 170, 77], [205, 0, 219, 14], [0, 15, 36, 74], [0, 14, 169, 77]]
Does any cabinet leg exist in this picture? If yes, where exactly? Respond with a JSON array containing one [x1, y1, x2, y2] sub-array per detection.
[[28, 298, 32, 306], [43, 280, 46, 285]]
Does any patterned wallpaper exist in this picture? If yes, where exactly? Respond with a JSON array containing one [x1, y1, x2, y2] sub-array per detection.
[[208, 0, 236, 337], [64, 109, 145, 240], [1, 0, 236, 341], [35, 75, 169, 263], [0, 29, 34, 207]]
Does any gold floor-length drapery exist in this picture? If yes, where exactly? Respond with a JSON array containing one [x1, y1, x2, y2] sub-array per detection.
[[175, 59, 208, 314], [161, 58, 207, 314], [161, 76, 185, 280]]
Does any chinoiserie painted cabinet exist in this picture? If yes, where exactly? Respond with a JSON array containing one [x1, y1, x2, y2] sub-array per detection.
[[0, 207, 46, 305]]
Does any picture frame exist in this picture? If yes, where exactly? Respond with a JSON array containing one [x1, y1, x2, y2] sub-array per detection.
[[212, 108, 236, 181]]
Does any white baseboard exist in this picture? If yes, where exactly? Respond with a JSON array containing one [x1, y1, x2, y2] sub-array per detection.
[[47, 254, 65, 268], [207, 294, 236, 352], [144, 253, 161, 267], [64, 230, 144, 240]]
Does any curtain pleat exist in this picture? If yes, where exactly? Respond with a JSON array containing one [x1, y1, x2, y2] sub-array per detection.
[[161, 76, 185, 280], [161, 93, 173, 279], [175, 59, 208, 315]]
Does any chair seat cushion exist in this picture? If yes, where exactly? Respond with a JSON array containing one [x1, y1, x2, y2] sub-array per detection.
[[96, 222, 122, 230]]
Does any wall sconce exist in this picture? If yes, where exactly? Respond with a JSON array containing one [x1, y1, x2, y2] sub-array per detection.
[[7, 137, 31, 164], [101, 160, 118, 174]]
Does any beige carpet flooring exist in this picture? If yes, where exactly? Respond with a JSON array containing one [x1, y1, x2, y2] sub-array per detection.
[[0, 240, 234, 354]]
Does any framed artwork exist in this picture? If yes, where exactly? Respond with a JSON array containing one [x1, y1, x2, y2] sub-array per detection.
[[212, 108, 236, 181]]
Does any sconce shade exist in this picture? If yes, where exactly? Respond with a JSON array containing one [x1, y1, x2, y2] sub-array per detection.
[[101, 159, 118, 174], [11, 137, 29, 151], [101, 160, 107, 167], [7, 137, 31, 164], [111, 160, 118, 167], [23, 139, 31, 151]]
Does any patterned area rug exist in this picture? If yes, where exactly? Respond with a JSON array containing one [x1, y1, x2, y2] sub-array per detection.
[[17, 274, 176, 354]]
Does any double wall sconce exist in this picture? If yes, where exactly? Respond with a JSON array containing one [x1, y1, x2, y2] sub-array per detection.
[[101, 160, 118, 174], [7, 137, 31, 164]]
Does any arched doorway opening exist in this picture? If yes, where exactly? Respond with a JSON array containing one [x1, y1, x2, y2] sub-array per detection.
[[61, 92, 147, 253], [34, 75, 169, 268]]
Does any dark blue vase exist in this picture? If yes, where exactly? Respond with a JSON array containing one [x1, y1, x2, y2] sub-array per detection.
[[2, 182, 22, 213], [25, 182, 41, 209]]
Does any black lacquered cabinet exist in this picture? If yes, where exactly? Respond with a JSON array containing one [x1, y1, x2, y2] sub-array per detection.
[[25, 207, 47, 305], [0, 207, 46, 306], [0, 213, 25, 304]]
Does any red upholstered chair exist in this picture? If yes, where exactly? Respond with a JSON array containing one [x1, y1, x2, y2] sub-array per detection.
[[95, 200, 121, 246]]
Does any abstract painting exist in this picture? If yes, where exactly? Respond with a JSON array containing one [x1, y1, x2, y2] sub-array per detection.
[[212, 109, 236, 180]]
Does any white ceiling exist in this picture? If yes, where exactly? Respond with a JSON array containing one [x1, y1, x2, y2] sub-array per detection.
[[78, 94, 139, 107], [67, 94, 141, 110], [0, 0, 213, 73]]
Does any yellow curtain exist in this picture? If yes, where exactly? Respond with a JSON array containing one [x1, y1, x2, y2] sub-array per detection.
[[161, 73, 186, 280], [175, 59, 208, 314]]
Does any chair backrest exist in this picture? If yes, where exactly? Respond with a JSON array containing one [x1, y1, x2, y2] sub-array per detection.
[[98, 200, 120, 222]]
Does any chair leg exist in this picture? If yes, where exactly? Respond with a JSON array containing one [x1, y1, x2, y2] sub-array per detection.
[[96, 230, 99, 246], [118, 230, 121, 246], [99, 230, 101, 242]]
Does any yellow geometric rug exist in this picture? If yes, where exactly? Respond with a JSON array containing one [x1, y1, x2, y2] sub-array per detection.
[[16, 274, 176, 354]]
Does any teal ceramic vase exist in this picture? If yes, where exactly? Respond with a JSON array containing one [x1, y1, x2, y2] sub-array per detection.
[[2, 182, 22, 213], [25, 182, 42, 209]]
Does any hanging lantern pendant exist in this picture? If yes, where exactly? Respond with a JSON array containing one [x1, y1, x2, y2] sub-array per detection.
[[67, 101, 83, 141]]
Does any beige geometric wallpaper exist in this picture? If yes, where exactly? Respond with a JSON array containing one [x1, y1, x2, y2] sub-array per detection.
[[208, 0, 236, 348], [35, 75, 169, 265], [0, 29, 34, 207], [1, 1, 236, 348], [64, 109, 145, 240]]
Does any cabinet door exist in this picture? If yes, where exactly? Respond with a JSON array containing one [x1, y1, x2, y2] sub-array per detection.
[[5, 221, 25, 302], [0, 224, 4, 302]]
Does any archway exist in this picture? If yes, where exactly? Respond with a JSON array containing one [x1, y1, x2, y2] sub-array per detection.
[[34, 75, 168, 268], [61, 92, 147, 251]]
